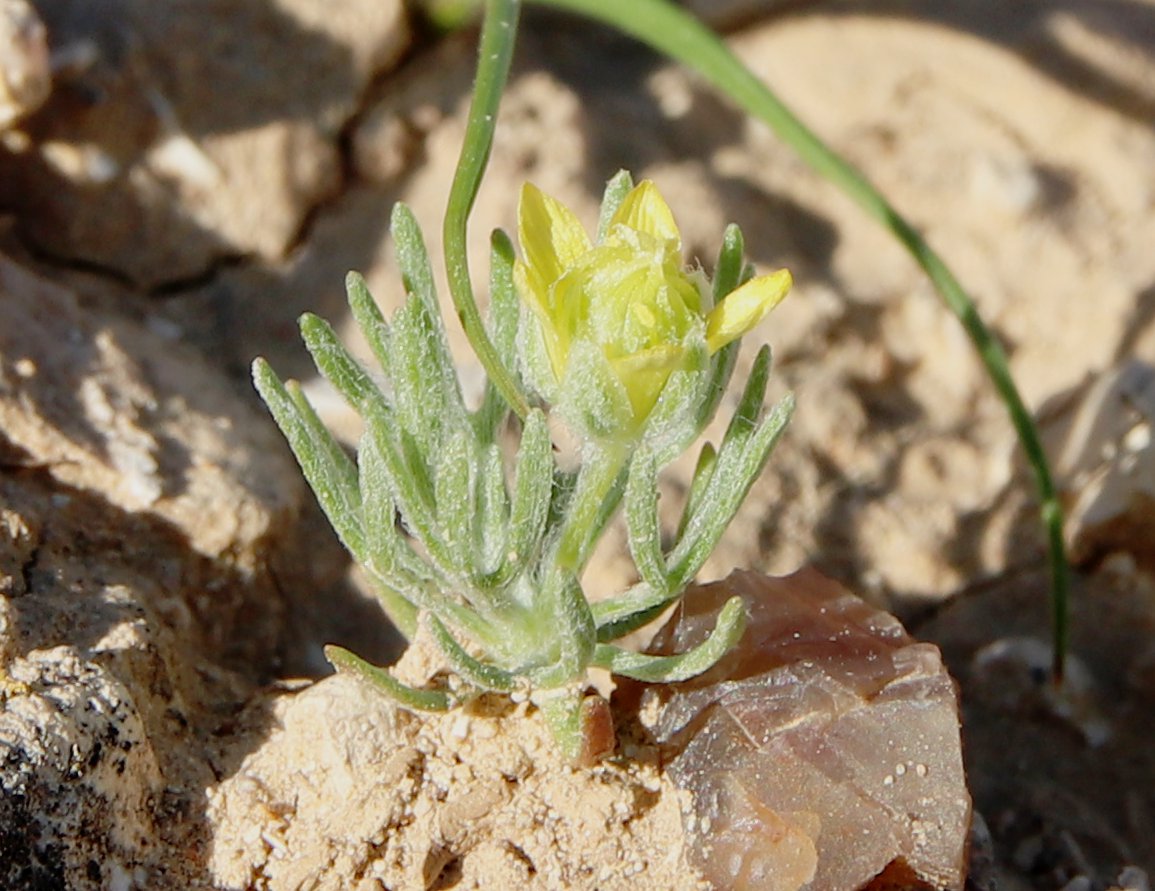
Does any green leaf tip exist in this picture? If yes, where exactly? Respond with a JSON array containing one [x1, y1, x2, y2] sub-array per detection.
[[593, 595, 746, 683], [325, 645, 453, 712]]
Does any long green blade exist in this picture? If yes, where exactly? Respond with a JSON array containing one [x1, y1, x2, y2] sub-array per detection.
[[443, 0, 530, 419], [532, 0, 1069, 678]]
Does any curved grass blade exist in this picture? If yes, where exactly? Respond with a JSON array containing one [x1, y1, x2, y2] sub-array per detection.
[[443, 0, 530, 419], [534, 0, 1069, 680]]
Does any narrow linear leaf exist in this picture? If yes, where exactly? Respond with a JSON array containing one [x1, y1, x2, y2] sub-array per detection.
[[697, 339, 740, 433], [473, 230, 521, 442], [556, 572, 598, 676], [435, 427, 477, 575], [346, 271, 392, 374], [592, 582, 678, 643], [741, 393, 794, 478], [252, 359, 364, 560], [554, 443, 628, 575], [364, 559, 498, 650], [325, 645, 453, 712], [285, 384, 362, 515], [506, 408, 552, 578], [300, 312, 386, 414], [694, 225, 748, 433], [489, 230, 521, 369], [424, 614, 517, 693], [530, 570, 596, 687], [672, 345, 771, 572], [592, 596, 746, 683], [360, 407, 502, 646], [389, 203, 467, 449], [475, 441, 510, 577], [389, 294, 466, 451], [442, 0, 530, 419], [625, 450, 668, 595], [669, 393, 793, 591], [725, 344, 772, 445], [392, 202, 440, 319], [363, 577, 420, 642], [359, 430, 433, 593], [363, 403, 456, 579], [677, 441, 717, 541]]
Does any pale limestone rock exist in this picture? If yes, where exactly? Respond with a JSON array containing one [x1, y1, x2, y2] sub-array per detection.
[[207, 672, 703, 891], [1049, 360, 1155, 568], [0, 255, 346, 887], [0, 256, 300, 581], [0, 648, 164, 889], [0, 0, 48, 129], [0, 0, 410, 286], [643, 569, 971, 891], [206, 675, 418, 890]]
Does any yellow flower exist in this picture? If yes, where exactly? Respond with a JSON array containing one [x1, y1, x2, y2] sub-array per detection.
[[515, 179, 791, 434]]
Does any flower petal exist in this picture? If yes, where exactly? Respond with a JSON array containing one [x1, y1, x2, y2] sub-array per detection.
[[518, 183, 591, 292], [609, 343, 685, 420], [705, 269, 792, 354], [514, 259, 567, 381], [609, 180, 680, 246]]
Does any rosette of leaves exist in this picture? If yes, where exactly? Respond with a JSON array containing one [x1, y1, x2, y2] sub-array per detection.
[[252, 173, 793, 761]]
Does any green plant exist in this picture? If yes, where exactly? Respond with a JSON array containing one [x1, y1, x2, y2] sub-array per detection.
[[436, 0, 1070, 682], [529, 0, 1070, 680], [254, 174, 792, 760], [257, 0, 1075, 763]]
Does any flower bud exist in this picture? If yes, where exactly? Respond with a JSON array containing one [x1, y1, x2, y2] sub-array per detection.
[[514, 179, 790, 444]]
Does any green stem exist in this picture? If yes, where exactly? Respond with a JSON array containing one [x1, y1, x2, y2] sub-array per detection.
[[533, 0, 1069, 680], [444, 0, 530, 419], [519, 444, 624, 691], [554, 444, 627, 573], [533, 686, 584, 762]]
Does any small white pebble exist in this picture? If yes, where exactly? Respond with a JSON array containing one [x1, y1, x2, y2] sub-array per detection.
[[450, 713, 471, 740], [1123, 422, 1151, 453]]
